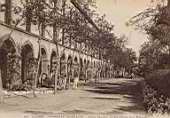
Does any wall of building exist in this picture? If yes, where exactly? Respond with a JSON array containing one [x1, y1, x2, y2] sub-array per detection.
[[0, 0, 114, 90]]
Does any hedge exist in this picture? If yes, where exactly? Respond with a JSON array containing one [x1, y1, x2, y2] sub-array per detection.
[[143, 69, 170, 113], [145, 69, 170, 98]]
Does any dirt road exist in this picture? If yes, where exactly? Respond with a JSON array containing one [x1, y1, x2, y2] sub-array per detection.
[[0, 78, 145, 117]]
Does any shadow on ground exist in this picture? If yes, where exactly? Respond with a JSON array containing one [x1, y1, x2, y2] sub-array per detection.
[[85, 79, 145, 113]]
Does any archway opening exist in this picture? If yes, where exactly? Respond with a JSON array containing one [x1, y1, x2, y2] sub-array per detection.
[[38, 48, 48, 87], [79, 58, 84, 80], [48, 51, 58, 88], [84, 59, 87, 82], [86, 60, 91, 80], [21, 44, 34, 87], [93, 61, 97, 79], [41, 48, 47, 73], [74, 57, 78, 63], [50, 51, 57, 73], [67, 55, 72, 88], [73, 57, 78, 80], [0, 39, 16, 89], [94, 61, 96, 68], [84, 59, 86, 65], [60, 53, 66, 86], [87, 60, 90, 67]]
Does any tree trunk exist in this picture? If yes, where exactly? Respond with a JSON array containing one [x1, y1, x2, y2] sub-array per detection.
[[5, 0, 12, 25], [54, 60, 59, 94], [62, 0, 66, 45], [26, 0, 32, 32], [53, 0, 60, 94]]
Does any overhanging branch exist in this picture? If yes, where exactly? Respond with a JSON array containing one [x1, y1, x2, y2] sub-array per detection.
[[70, 0, 100, 32]]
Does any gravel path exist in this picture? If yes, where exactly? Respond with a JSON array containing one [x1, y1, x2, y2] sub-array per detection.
[[0, 78, 145, 117]]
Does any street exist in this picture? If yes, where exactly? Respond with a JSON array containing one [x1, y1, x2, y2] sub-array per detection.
[[0, 78, 145, 116]]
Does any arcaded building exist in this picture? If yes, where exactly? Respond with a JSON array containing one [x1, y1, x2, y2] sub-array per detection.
[[0, 0, 114, 90]]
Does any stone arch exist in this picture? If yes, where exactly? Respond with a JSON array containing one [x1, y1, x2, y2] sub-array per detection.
[[50, 50, 58, 73], [86, 60, 92, 80], [67, 55, 73, 69], [60, 53, 66, 62], [0, 35, 18, 54], [60, 53, 67, 82], [84, 59, 86, 65], [51, 47, 58, 57], [104, 63, 107, 78], [80, 58, 83, 67], [22, 40, 35, 58], [0, 35, 15, 47], [73, 56, 79, 80], [87, 60, 90, 67], [40, 45, 49, 59], [41, 48, 48, 72], [68, 55, 72, 61], [79, 58, 84, 80], [45, 50, 58, 88], [74, 56, 78, 64], [97, 62, 100, 69], [0, 38, 19, 89], [98, 62, 101, 79], [96, 62, 100, 79], [83, 59, 88, 82], [41, 48, 47, 59], [93, 61, 97, 79], [21, 43, 36, 87], [66, 55, 73, 87], [38, 47, 48, 87], [100, 63, 103, 78], [93, 61, 96, 68]]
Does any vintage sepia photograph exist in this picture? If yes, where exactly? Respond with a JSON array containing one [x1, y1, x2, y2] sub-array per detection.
[[0, 0, 170, 118]]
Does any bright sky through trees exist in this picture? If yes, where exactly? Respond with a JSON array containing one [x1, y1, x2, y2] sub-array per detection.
[[96, 0, 159, 56]]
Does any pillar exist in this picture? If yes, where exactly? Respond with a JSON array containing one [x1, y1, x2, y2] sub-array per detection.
[[30, 58, 38, 88], [7, 53, 22, 90]]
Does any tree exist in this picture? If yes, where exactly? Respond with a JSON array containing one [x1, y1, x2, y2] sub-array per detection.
[[6, 0, 136, 88], [127, 0, 170, 74], [139, 39, 170, 76]]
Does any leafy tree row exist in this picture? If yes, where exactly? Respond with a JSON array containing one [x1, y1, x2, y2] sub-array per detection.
[[2, 0, 137, 74], [128, 0, 170, 75]]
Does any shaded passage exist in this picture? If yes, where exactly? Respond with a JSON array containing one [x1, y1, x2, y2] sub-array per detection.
[[85, 79, 145, 114]]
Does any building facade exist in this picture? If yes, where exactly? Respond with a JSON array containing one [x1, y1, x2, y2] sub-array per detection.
[[0, 0, 114, 90]]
